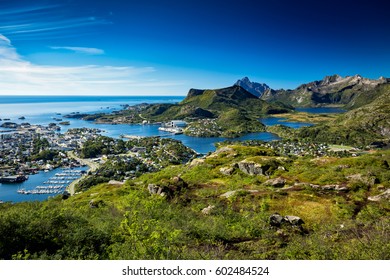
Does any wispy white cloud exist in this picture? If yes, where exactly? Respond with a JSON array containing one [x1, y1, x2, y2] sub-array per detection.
[[0, 34, 184, 95], [50, 46, 105, 55], [0, 4, 110, 40], [0, 34, 11, 45]]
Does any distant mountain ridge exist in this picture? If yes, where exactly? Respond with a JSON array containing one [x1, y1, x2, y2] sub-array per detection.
[[234, 77, 270, 97], [239, 74, 390, 108]]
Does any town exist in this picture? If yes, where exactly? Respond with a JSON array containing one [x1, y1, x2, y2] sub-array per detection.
[[0, 122, 100, 180], [0, 121, 197, 194]]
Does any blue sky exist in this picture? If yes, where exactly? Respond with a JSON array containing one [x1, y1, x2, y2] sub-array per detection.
[[0, 0, 389, 95]]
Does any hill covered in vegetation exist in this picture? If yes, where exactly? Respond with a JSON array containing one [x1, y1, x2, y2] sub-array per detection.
[[69, 85, 292, 138], [1, 141, 389, 260], [268, 83, 390, 147]]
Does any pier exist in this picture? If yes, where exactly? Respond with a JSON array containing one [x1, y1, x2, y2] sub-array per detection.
[[16, 169, 83, 196]]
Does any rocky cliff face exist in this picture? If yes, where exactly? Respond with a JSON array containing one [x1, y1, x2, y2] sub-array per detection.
[[234, 77, 270, 97]]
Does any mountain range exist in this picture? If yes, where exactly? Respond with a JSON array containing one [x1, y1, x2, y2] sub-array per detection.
[[234, 74, 390, 146], [236, 74, 390, 108]]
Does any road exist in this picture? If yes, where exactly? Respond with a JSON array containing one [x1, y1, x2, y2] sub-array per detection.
[[66, 151, 100, 195]]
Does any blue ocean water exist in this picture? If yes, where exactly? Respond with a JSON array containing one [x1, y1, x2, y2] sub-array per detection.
[[0, 95, 183, 122]]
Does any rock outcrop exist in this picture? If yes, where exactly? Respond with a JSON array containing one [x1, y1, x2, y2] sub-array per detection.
[[238, 160, 264, 175], [368, 189, 390, 202], [201, 205, 215, 215], [269, 213, 304, 227], [220, 166, 235, 175], [264, 177, 286, 188]]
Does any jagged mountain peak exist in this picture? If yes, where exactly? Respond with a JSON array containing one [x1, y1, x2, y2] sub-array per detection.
[[234, 77, 270, 98]]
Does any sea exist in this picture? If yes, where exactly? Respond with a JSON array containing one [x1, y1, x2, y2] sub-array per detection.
[[0, 95, 345, 203]]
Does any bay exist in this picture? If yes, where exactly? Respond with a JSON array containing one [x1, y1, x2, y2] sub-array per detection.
[[260, 117, 313, 128], [0, 95, 280, 154], [295, 107, 346, 114], [260, 107, 346, 128]]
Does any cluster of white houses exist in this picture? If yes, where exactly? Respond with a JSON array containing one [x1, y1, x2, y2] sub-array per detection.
[[0, 124, 100, 179]]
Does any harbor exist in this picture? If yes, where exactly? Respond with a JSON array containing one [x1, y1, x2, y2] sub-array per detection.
[[0, 167, 88, 202], [16, 169, 84, 195]]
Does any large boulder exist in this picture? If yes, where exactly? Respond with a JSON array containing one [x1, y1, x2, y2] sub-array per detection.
[[347, 174, 378, 186], [219, 164, 237, 175], [264, 177, 286, 188], [149, 176, 188, 198], [238, 160, 264, 175], [147, 184, 164, 196], [201, 205, 215, 215], [189, 158, 205, 167], [269, 213, 285, 227], [284, 215, 304, 226], [269, 213, 305, 227]]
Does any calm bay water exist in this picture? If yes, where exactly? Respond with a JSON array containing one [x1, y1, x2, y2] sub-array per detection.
[[260, 117, 313, 128], [295, 107, 346, 114], [261, 107, 346, 128]]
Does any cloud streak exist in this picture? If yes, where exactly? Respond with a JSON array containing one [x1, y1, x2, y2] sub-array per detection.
[[0, 34, 184, 95], [0, 3, 110, 40], [50, 46, 105, 55]]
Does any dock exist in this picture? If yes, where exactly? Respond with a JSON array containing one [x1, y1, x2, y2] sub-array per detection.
[[16, 169, 83, 196]]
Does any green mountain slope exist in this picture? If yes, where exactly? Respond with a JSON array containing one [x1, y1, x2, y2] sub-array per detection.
[[181, 85, 291, 114], [291, 84, 390, 146], [136, 85, 292, 137]]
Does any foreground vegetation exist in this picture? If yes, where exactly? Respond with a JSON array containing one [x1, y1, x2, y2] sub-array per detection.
[[1, 142, 389, 260]]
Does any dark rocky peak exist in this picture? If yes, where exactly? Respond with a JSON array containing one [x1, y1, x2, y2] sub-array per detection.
[[187, 88, 205, 98], [241, 76, 251, 83], [217, 85, 258, 100], [234, 77, 270, 97]]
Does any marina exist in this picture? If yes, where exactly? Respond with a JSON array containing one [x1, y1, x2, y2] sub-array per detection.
[[16, 169, 84, 196], [0, 167, 88, 202]]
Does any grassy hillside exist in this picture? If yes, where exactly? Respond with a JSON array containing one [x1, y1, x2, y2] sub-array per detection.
[[1, 142, 389, 260]]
